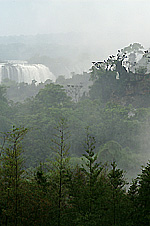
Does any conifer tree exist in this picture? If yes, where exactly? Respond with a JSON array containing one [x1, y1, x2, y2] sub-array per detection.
[[137, 161, 150, 225], [0, 126, 27, 226], [108, 161, 128, 226], [81, 129, 102, 212], [128, 179, 139, 225], [50, 118, 70, 226], [70, 128, 103, 225]]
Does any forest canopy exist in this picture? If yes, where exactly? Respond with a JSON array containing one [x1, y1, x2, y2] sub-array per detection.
[[0, 43, 150, 225]]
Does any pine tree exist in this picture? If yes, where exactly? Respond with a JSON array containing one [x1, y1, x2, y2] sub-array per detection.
[[70, 128, 103, 225], [81, 129, 102, 212], [137, 161, 150, 225], [108, 161, 128, 226], [50, 118, 70, 226], [128, 179, 139, 225], [0, 126, 27, 226]]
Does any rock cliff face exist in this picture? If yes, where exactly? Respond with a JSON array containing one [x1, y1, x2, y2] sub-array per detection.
[[0, 61, 55, 84]]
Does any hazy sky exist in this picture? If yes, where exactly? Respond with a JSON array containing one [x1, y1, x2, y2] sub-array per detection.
[[0, 0, 150, 58]]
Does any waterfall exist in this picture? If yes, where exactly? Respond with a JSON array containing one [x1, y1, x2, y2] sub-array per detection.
[[0, 61, 56, 84]]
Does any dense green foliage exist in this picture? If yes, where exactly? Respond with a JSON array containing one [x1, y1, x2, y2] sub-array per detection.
[[1, 69, 150, 179], [0, 85, 14, 133], [0, 127, 149, 225], [0, 44, 150, 224]]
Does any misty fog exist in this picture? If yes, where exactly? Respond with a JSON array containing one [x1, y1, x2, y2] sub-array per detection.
[[1, 0, 150, 58], [0, 1, 150, 225]]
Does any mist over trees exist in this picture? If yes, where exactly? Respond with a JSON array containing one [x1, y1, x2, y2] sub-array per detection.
[[0, 33, 94, 78], [0, 41, 150, 225], [0, 126, 150, 225]]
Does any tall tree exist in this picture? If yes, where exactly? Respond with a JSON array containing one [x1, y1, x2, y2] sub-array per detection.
[[128, 179, 139, 225], [81, 129, 102, 212], [0, 126, 27, 226], [108, 161, 128, 226], [137, 161, 150, 225], [69, 129, 103, 225], [50, 118, 70, 226]]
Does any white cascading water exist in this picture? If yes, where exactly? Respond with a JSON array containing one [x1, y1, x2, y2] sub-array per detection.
[[0, 61, 56, 84]]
